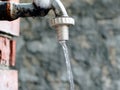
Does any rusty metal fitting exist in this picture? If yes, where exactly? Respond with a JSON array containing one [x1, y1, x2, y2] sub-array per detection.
[[0, 0, 70, 21], [0, 1, 51, 21]]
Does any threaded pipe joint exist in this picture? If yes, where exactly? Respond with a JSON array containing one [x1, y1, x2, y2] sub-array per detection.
[[50, 17, 75, 41]]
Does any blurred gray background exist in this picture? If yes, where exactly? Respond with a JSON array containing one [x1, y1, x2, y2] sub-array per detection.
[[16, 0, 120, 90]]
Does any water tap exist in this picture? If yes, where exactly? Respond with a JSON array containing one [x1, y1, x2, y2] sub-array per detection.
[[0, 0, 75, 41], [35, 0, 75, 41], [49, 0, 75, 41]]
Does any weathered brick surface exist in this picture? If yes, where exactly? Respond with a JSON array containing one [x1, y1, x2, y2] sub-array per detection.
[[0, 37, 16, 66], [0, 37, 10, 66], [0, 70, 18, 90]]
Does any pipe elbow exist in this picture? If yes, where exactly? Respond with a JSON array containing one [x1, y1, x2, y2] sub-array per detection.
[[33, 0, 68, 17], [51, 0, 68, 17]]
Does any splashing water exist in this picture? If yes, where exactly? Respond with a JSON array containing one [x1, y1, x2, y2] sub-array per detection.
[[59, 41, 74, 90]]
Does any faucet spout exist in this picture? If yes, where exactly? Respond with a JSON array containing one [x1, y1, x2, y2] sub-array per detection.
[[51, 0, 68, 17], [50, 0, 75, 41]]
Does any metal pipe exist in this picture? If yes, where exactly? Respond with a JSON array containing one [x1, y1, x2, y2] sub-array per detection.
[[0, 0, 74, 41], [0, 1, 51, 21], [0, 0, 68, 20], [51, 0, 68, 17]]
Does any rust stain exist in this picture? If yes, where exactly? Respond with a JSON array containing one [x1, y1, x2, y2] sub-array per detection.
[[10, 40, 16, 66], [6, 1, 12, 20], [0, 0, 20, 36]]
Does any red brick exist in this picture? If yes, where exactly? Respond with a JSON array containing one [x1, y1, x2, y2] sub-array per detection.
[[0, 37, 10, 66]]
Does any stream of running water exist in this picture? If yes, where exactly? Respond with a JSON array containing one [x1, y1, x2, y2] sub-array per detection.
[[59, 41, 74, 90]]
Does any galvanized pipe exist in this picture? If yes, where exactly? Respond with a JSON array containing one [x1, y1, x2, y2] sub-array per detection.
[[0, 0, 69, 21], [0, 0, 74, 41], [0, 1, 51, 21]]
